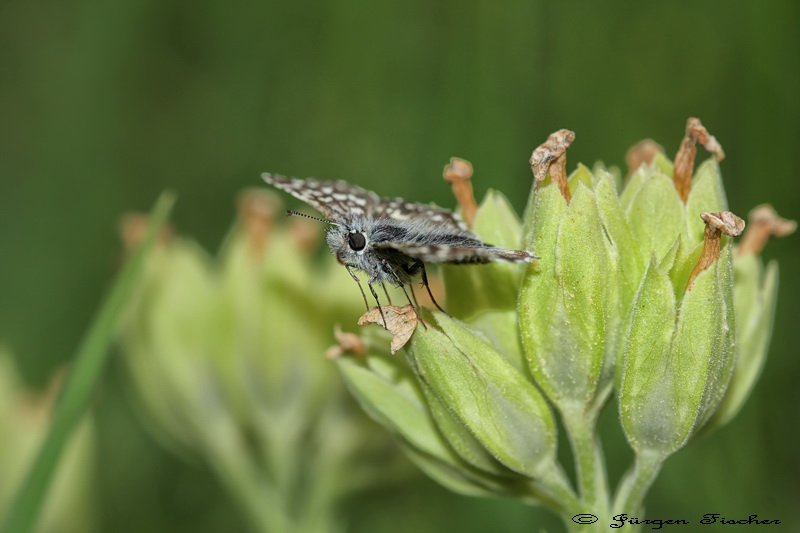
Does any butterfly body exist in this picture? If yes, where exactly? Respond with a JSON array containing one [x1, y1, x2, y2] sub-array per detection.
[[262, 173, 536, 315]]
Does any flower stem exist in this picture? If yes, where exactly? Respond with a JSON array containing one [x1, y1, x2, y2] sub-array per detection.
[[534, 461, 582, 515], [204, 418, 292, 533], [612, 449, 665, 516], [562, 406, 609, 514]]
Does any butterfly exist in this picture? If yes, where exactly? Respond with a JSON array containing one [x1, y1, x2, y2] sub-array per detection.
[[262, 174, 537, 323]]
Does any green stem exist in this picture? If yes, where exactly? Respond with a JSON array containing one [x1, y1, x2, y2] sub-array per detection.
[[612, 449, 664, 516], [562, 406, 609, 514], [533, 461, 581, 516], [295, 409, 351, 533], [3, 192, 175, 533], [207, 435, 290, 533]]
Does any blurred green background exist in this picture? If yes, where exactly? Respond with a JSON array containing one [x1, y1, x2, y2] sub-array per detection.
[[1, 0, 798, 531]]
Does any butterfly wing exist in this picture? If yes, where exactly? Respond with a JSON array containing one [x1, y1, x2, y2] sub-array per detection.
[[374, 198, 469, 232], [370, 204, 535, 264], [375, 240, 537, 264], [262, 174, 380, 219]]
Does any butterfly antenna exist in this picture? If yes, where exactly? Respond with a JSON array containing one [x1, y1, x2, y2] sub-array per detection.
[[285, 210, 339, 226]]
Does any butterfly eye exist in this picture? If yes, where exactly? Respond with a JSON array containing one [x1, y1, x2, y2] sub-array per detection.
[[348, 232, 367, 251]]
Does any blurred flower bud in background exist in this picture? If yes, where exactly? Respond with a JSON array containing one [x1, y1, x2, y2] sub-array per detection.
[[118, 190, 403, 533], [708, 205, 796, 430], [0, 350, 94, 533]]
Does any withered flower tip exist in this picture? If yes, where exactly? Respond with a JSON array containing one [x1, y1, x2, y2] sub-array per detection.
[[236, 189, 281, 255], [530, 129, 575, 202], [736, 204, 797, 257], [701, 211, 746, 236], [687, 211, 744, 290], [673, 117, 725, 203], [119, 212, 172, 253], [444, 157, 477, 229], [625, 139, 664, 179], [325, 325, 366, 359]]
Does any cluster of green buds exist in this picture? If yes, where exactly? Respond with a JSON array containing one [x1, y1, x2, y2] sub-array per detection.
[[118, 191, 402, 533], [336, 119, 793, 531], [0, 350, 94, 533]]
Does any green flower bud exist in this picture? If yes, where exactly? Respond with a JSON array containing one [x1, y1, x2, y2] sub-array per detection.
[[626, 170, 685, 262], [520, 180, 621, 414], [408, 314, 556, 479], [593, 170, 643, 307], [619, 155, 664, 208], [0, 351, 94, 533], [421, 382, 516, 477], [337, 355, 455, 466], [619, 215, 740, 456], [566, 162, 595, 193], [338, 351, 534, 500]]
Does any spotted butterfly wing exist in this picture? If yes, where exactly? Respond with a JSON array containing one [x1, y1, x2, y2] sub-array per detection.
[[263, 171, 538, 328], [374, 198, 469, 232], [263, 173, 536, 263], [371, 196, 532, 264], [263, 174, 468, 229], [262, 174, 379, 219], [375, 241, 536, 264]]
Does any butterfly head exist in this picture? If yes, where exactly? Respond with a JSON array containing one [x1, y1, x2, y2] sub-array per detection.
[[326, 220, 371, 265]]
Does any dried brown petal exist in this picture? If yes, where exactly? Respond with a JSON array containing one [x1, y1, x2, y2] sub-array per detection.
[[119, 212, 172, 253], [687, 211, 744, 290], [236, 189, 281, 255], [737, 204, 797, 256], [625, 139, 664, 178], [358, 305, 418, 354], [700, 211, 746, 237], [673, 118, 725, 203], [288, 216, 323, 252], [443, 158, 477, 228], [530, 129, 575, 202], [325, 325, 366, 359]]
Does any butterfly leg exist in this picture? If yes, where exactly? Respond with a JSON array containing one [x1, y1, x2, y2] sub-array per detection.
[[380, 283, 393, 305], [380, 259, 426, 329], [417, 262, 449, 316], [407, 283, 421, 310], [344, 264, 370, 311], [399, 283, 426, 329], [366, 279, 388, 327]]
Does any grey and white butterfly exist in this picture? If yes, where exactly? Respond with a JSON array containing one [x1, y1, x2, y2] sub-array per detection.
[[262, 173, 537, 322]]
